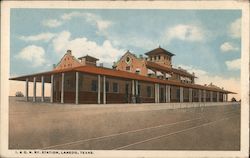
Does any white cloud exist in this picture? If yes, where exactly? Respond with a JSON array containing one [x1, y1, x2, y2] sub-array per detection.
[[15, 45, 46, 67], [61, 12, 112, 32], [61, 12, 82, 20], [178, 64, 240, 100], [220, 42, 239, 52], [229, 18, 241, 38], [19, 32, 56, 42], [42, 19, 62, 28], [52, 31, 124, 66], [166, 24, 205, 42], [52, 31, 71, 53], [225, 58, 241, 71]]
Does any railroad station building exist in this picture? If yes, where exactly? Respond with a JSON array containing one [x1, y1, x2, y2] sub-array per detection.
[[10, 47, 235, 104]]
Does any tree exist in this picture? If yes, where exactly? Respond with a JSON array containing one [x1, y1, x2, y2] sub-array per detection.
[[231, 97, 237, 102]]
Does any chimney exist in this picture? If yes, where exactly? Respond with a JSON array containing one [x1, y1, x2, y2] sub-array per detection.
[[112, 62, 117, 69], [66, 50, 72, 55]]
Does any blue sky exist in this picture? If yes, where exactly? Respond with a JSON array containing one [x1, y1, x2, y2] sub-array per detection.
[[10, 9, 241, 98]]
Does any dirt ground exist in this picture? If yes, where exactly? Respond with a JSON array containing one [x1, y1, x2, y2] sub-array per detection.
[[9, 97, 240, 150]]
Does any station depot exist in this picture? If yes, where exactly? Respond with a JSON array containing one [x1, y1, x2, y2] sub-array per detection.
[[10, 47, 235, 104]]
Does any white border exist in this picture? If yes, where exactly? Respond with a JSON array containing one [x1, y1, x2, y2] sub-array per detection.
[[1, 1, 249, 158]]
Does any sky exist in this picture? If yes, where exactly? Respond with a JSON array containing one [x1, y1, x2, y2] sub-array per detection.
[[10, 9, 241, 99]]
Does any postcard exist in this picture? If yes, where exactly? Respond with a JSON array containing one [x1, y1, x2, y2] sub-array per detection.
[[1, 1, 249, 158]]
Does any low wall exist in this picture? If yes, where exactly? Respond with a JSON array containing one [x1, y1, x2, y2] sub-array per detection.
[[11, 96, 240, 110], [153, 102, 240, 110]]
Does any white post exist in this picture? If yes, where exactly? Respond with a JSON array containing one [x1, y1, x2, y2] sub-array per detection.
[[203, 90, 206, 102], [210, 91, 213, 102], [103, 76, 106, 104], [33, 77, 36, 102], [75, 72, 79, 104], [157, 84, 160, 103], [135, 80, 139, 96], [50, 75, 54, 103], [198, 89, 201, 102], [167, 85, 171, 103], [217, 92, 220, 102], [132, 80, 135, 96], [132, 80, 135, 103], [165, 85, 168, 103], [41, 76, 45, 102], [25, 78, 29, 101], [97, 75, 101, 104], [180, 87, 183, 103], [61, 73, 64, 104], [155, 84, 157, 103], [225, 94, 228, 102], [189, 88, 192, 102]]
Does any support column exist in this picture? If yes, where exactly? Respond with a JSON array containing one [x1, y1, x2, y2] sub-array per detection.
[[203, 90, 206, 102], [157, 84, 160, 103], [189, 88, 192, 102], [225, 94, 228, 102], [41, 76, 45, 102], [132, 80, 135, 103], [198, 89, 201, 102], [155, 84, 157, 103], [180, 87, 183, 102], [163, 73, 166, 80], [33, 77, 36, 102], [217, 92, 219, 102], [61, 73, 64, 104], [210, 91, 213, 102], [103, 76, 106, 104], [165, 85, 168, 103], [25, 78, 29, 101], [167, 85, 171, 103], [135, 80, 139, 96], [75, 72, 79, 104], [50, 75, 54, 103], [97, 75, 101, 104]]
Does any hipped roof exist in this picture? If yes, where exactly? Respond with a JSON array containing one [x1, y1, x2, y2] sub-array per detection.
[[9, 65, 235, 94], [145, 47, 175, 57]]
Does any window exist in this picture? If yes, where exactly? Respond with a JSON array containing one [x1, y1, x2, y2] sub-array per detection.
[[105, 81, 109, 92], [126, 56, 131, 63], [113, 82, 119, 93], [147, 86, 152, 97], [158, 55, 161, 60], [91, 80, 97, 91], [126, 66, 130, 71], [135, 69, 140, 74], [154, 56, 157, 60]]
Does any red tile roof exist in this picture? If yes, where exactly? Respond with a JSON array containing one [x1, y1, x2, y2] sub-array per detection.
[[145, 47, 175, 56], [146, 61, 196, 78], [9, 65, 235, 94]]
